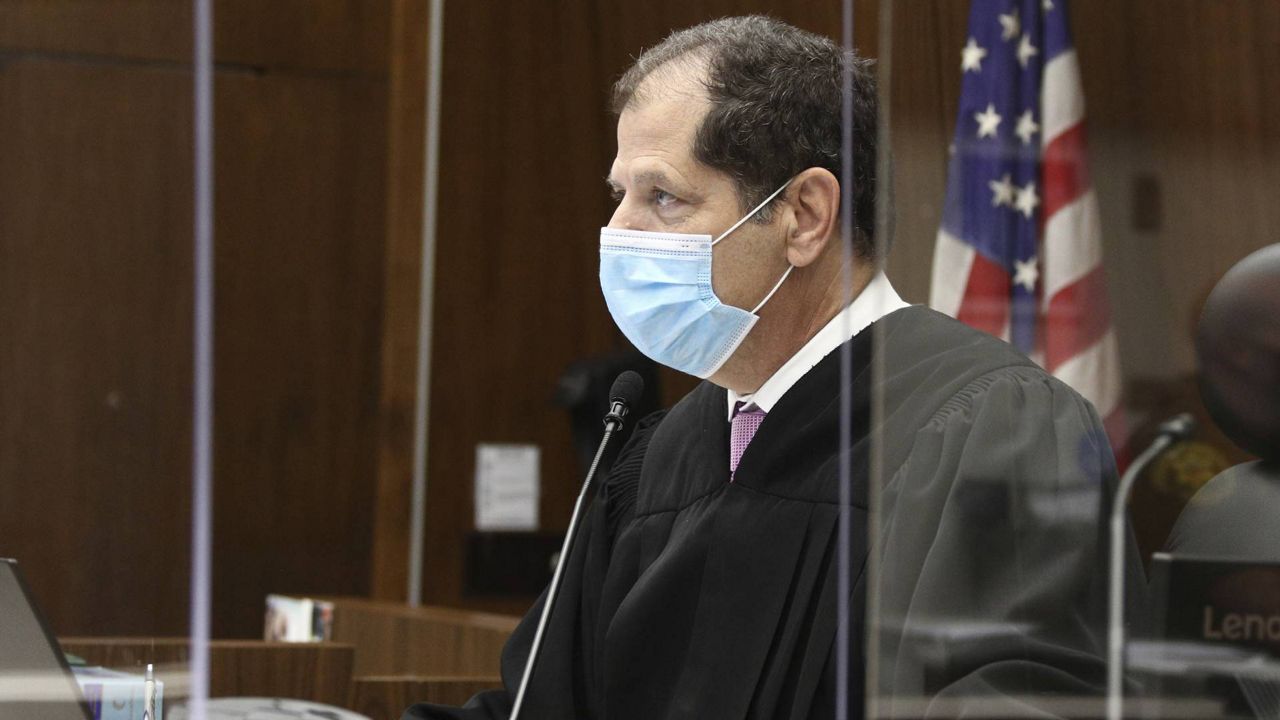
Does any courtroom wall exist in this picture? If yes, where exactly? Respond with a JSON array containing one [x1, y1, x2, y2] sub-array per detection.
[[2, 0, 1275, 638], [0, 0, 425, 637]]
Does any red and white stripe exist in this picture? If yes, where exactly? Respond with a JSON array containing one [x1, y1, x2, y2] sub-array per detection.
[[931, 48, 1128, 462], [932, 228, 1013, 344], [1040, 49, 1128, 461]]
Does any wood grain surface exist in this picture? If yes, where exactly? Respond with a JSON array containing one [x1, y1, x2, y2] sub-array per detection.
[[326, 597, 517, 676], [1, 1, 417, 639], [60, 637, 356, 707]]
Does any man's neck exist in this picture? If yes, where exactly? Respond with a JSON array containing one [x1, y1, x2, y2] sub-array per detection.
[[713, 262, 875, 394]]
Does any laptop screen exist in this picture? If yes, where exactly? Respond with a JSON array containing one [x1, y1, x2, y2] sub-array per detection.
[[0, 559, 91, 719]]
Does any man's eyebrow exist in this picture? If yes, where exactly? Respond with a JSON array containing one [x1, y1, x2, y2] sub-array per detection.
[[604, 170, 678, 192]]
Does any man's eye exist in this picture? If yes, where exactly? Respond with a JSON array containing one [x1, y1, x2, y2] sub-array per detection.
[[654, 189, 678, 207], [609, 187, 625, 203]]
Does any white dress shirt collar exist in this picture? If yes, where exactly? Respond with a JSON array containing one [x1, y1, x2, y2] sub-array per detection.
[[726, 272, 910, 420]]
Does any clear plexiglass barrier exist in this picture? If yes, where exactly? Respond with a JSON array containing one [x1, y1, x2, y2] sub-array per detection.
[[4, 2, 1278, 720]]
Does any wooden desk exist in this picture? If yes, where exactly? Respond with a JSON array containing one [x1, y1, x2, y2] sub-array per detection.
[[56, 597, 514, 712], [324, 597, 518, 676], [59, 638, 355, 707], [59, 601, 515, 718]]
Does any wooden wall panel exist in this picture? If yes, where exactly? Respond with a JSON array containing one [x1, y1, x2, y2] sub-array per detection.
[[0, 58, 195, 635], [878, 0, 967, 305], [213, 1, 390, 73], [371, 0, 431, 603], [1, 2, 417, 638], [211, 69, 389, 637], [1101, 1, 1280, 380], [0, 1, 387, 72], [0, 1, 191, 60]]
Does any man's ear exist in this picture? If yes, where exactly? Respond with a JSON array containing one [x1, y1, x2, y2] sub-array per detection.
[[782, 168, 840, 268]]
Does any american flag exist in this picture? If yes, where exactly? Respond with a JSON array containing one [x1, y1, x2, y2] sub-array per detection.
[[930, 0, 1128, 462]]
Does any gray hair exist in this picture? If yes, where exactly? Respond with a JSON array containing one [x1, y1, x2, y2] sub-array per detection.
[[612, 15, 880, 257]]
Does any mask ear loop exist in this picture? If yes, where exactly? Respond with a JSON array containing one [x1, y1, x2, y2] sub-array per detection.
[[711, 179, 794, 246], [750, 264, 795, 314]]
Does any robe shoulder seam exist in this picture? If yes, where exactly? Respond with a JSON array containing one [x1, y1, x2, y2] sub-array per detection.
[[924, 363, 1050, 428], [729, 481, 866, 509], [603, 409, 670, 533], [629, 482, 729, 520], [629, 480, 859, 519]]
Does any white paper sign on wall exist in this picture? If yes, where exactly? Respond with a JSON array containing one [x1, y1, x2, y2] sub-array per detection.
[[474, 443, 541, 531]]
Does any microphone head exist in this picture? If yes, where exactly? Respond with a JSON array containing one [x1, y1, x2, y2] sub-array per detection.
[[1157, 412, 1197, 442], [609, 370, 646, 410]]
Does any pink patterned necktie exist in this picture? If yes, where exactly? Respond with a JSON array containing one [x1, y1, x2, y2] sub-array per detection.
[[729, 401, 766, 480]]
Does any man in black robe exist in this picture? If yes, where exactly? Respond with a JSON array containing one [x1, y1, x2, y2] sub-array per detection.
[[405, 16, 1146, 720]]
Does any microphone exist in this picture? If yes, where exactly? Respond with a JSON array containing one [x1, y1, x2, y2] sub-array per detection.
[[509, 371, 645, 720], [1106, 412, 1197, 720], [604, 370, 645, 431]]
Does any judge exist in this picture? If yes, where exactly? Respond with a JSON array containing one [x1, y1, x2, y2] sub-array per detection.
[[405, 16, 1145, 720]]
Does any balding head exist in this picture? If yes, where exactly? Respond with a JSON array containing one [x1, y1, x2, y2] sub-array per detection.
[[611, 16, 881, 257], [1197, 244, 1280, 460]]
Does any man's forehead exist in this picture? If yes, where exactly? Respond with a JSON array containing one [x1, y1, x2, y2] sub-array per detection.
[[615, 97, 702, 153], [628, 57, 710, 115], [612, 66, 710, 182]]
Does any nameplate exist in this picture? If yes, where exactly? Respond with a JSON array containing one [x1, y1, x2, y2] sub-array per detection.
[[1151, 552, 1280, 655]]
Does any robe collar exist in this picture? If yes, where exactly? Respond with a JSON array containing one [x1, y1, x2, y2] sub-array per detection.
[[725, 272, 909, 420]]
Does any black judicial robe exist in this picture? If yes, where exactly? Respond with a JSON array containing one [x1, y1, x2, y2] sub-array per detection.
[[404, 306, 1147, 720]]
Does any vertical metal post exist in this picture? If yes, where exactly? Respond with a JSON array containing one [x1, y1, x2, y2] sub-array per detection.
[[865, 4, 893, 718], [836, 2, 857, 719], [409, 0, 446, 608], [189, 0, 215, 715]]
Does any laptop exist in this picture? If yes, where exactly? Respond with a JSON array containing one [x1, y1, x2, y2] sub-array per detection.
[[0, 558, 91, 719]]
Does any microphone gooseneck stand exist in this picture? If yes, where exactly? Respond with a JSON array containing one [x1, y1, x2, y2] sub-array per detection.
[[509, 372, 644, 720], [1106, 413, 1195, 720]]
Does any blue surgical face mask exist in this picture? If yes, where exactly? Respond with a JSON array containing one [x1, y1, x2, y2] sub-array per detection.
[[599, 181, 794, 378]]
